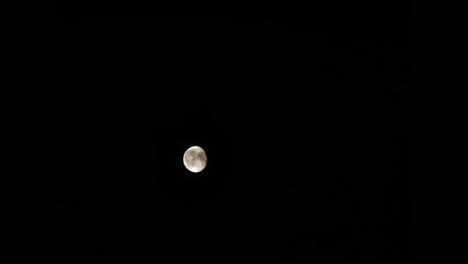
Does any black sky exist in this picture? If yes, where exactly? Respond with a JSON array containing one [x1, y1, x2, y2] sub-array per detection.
[[2, 4, 411, 261]]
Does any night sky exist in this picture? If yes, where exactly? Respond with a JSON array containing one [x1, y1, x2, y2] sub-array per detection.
[[3, 4, 410, 261]]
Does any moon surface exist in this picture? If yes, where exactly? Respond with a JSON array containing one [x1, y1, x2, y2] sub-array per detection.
[[183, 146, 207, 173]]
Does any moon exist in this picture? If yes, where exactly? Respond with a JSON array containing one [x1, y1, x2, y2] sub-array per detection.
[[183, 146, 207, 173]]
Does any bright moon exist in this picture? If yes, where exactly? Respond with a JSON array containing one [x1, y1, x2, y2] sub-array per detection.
[[183, 146, 207, 173]]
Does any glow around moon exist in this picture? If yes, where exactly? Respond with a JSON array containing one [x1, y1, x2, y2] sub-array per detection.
[[183, 146, 207, 173]]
